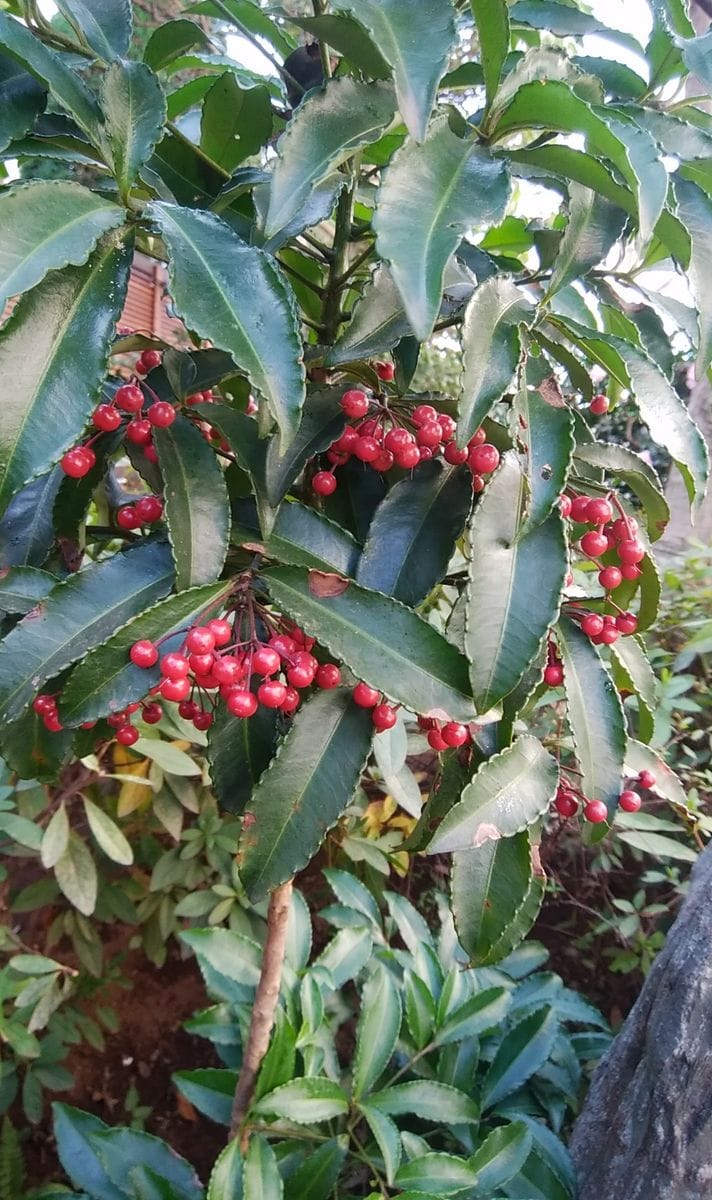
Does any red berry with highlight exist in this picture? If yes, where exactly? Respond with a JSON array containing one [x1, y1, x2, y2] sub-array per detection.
[[316, 663, 340, 689], [130, 640, 159, 668], [376, 361, 395, 381], [384, 428, 414, 453], [427, 728, 448, 751], [142, 702, 162, 724], [161, 677, 191, 701], [544, 663, 564, 686], [126, 418, 153, 445], [616, 612, 638, 635], [580, 531, 608, 558], [281, 686, 300, 713], [570, 495, 591, 523], [620, 563, 641, 581], [147, 401, 176, 428], [372, 703, 397, 731], [116, 384, 144, 412], [208, 618, 232, 646], [617, 539, 645, 565], [341, 389, 369, 419], [186, 627, 215, 655], [354, 435, 380, 463], [444, 442, 468, 466], [584, 799, 608, 823], [468, 443, 499, 474], [586, 498, 613, 524], [599, 566, 623, 591], [619, 789, 641, 813], [395, 444, 420, 469], [60, 446, 95, 478], [116, 724, 139, 746], [258, 679, 287, 708], [117, 505, 141, 530], [638, 769, 656, 789], [581, 613, 604, 638], [441, 722, 469, 748], [193, 710, 213, 731], [313, 471, 337, 496], [412, 404, 437, 426], [139, 349, 162, 371], [160, 652, 189, 680], [555, 790, 579, 818], [253, 645, 281, 676], [93, 404, 122, 432], [559, 494, 572, 518], [135, 494, 163, 523], [589, 394, 609, 415], [212, 656, 242, 685], [353, 682, 380, 708], [228, 689, 258, 718]]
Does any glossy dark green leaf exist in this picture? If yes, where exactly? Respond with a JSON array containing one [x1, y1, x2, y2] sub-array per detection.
[[291, 13, 390, 78], [428, 735, 558, 854], [395, 1154, 478, 1195], [207, 1141, 243, 1200], [201, 73, 271, 172], [0, 231, 131, 519], [264, 77, 394, 241], [674, 178, 712, 375], [191, 0, 296, 58], [55, 0, 131, 61], [606, 112, 667, 246], [173, 1069, 234, 1125], [238, 688, 373, 900], [52, 1105, 126, 1200], [265, 389, 347, 507], [370, 1081, 479, 1124], [458, 275, 531, 446], [357, 460, 471, 607], [148, 130, 226, 206], [0, 181, 124, 311], [572, 442, 669, 541], [0, 55, 46, 154], [451, 831, 543, 965], [0, 565, 56, 615], [0, 12, 103, 145], [322, 457, 387, 544], [680, 28, 712, 91], [375, 115, 510, 340], [547, 183, 626, 297], [59, 580, 231, 726], [358, 1104, 401, 1185], [469, 1122, 532, 1192], [515, 388, 574, 534], [0, 703, 73, 783], [154, 415, 230, 589], [471, 0, 510, 108], [353, 964, 401, 1098], [510, 2, 640, 51], [610, 634, 657, 723], [331, 0, 456, 142], [0, 469, 61, 569], [327, 264, 414, 366], [148, 203, 305, 451], [572, 55, 646, 100], [557, 615, 626, 818], [101, 60, 166, 199], [232, 498, 360, 576], [482, 1007, 558, 1109], [207, 700, 279, 816], [465, 455, 567, 711], [284, 1139, 347, 1200], [252, 1077, 350, 1123], [264, 565, 475, 721], [0, 540, 174, 723], [144, 19, 211, 71], [190, 402, 276, 535]]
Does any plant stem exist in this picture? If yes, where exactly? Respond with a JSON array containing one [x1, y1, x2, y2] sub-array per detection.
[[322, 184, 355, 342], [335, 241, 375, 288], [229, 878, 294, 1146], [165, 121, 231, 180]]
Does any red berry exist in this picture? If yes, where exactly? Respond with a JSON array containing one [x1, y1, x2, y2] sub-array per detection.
[[160, 677, 191, 701], [372, 703, 397, 732], [354, 435, 380, 463], [117, 505, 141, 530], [353, 682, 380, 708], [620, 563, 641, 581], [581, 613, 604, 638], [617, 539, 645, 565], [147, 401, 176, 428], [116, 724, 139, 746], [125, 418, 153, 446], [116, 384, 144, 413], [335, 427, 360, 453], [468, 428, 486, 447], [598, 566, 623, 591], [583, 799, 608, 823], [427, 728, 448, 751], [32, 694, 56, 715], [313, 471, 337, 496], [93, 403, 122, 432], [438, 415, 456, 440], [395, 444, 420, 469], [559, 494, 572, 518], [373, 449, 395, 472], [287, 664, 314, 688], [327, 449, 349, 467], [468, 443, 500, 474], [160, 652, 190, 680], [441, 722, 469, 747], [412, 404, 438, 426], [616, 611, 638, 635], [619, 789, 641, 813], [418, 446, 434, 463], [186, 626, 216, 655], [555, 790, 579, 818], [316, 663, 340, 689], [416, 421, 443, 448], [357, 419, 381, 440], [270, 634, 298, 659], [417, 715, 436, 730], [43, 712, 63, 732], [142, 702, 163, 724], [611, 517, 638, 540], [384, 428, 414, 453], [193, 710, 213, 731], [376, 361, 395, 382], [444, 442, 468, 466], [253, 645, 281, 676], [589, 394, 609, 415], [280, 686, 300, 713], [599, 624, 619, 645], [544, 663, 564, 686], [189, 652, 214, 676], [258, 679, 287, 708], [586, 498, 613, 525], [208, 618, 232, 647], [135, 494, 163, 523], [341, 389, 370, 419], [130, 640, 159, 668], [60, 446, 95, 478], [227, 689, 258, 718], [638, 769, 656, 789], [580, 531, 608, 558], [144, 444, 158, 464], [570, 495, 592, 523], [138, 349, 162, 371], [212, 656, 242, 685], [471, 474, 485, 494]]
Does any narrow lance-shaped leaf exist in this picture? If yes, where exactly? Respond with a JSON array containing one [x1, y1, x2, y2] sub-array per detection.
[[458, 275, 531, 447], [471, 0, 510, 109], [369, 1080, 480, 1124], [465, 455, 567, 711], [207, 701, 279, 816], [82, 797, 133, 866], [0, 55, 46, 154], [0, 566, 57, 615], [0, 229, 133, 519], [556, 615, 626, 817], [283, 1139, 347, 1200], [0, 181, 125, 313], [604, 113, 667, 247], [327, 264, 414, 366], [468, 1123, 532, 1194], [239, 688, 373, 900], [263, 565, 476, 722], [144, 19, 211, 71], [264, 77, 395, 241], [451, 830, 542, 965], [101, 60, 166, 199], [291, 12, 390, 78], [331, 0, 456, 142], [232, 497, 360, 577], [357, 460, 472, 607], [674, 178, 712, 376], [148, 203, 305, 452], [55, 0, 132, 61], [0, 539, 174, 723], [573, 441, 669, 541], [357, 1105, 401, 1186], [374, 114, 510, 341], [428, 735, 558, 854], [482, 1007, 558, 1109], [253, 1078, 350, 1123], [0, 469, 62, 569], [547, 182, 627, 297], [353, 965, 402, 1099], [54, 833, 98, 917], [59, 580, 232, 726], [154, 415, 230, 590], [515, 386, 574, 534]]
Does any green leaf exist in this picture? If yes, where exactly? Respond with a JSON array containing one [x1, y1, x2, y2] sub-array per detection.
[[59, 580, 231, 726], [0, 469, 61, 570], [290, 13, 390, 79], [101, 60, 166, 199], [557, 615, 626, 817], [256, 1008, 296, 1101], [404, 971, 436, 1049], [469, 1122, 532, 1193], [353, 965, 402, 1098], [324, 867, 381, 928], [148, 203, 305, 451], [253, 1078, 349, 1124], [232, 498, 360, 577], [0, 12, 102, 145], [451, 831, 541, 966], [0, 565, 56, 615], [358, 1104, 401, 1184], [0, 55, 46, 155], [82, 798, 133, 866], [0, 705, 72, 784], [395, 1153, 478, 1195], [482, 1007, 558, 1109], [52, 1105, 126, 1200], [154, 415, 230, 589], [208, 700, 278, 816], [207, 1141, 243, 1200], [327, 264, 413, 366], [41, 803, 70, 869], [330, 0, 456, 142], [0, 539, 173, 723], [201, 73, 271, 172], [357, 460, 472, 606], [547, 183, 626, 297], [471, 0, 510, 109], [428, 736, 559, 854], [91, 1128, 203, 1200], [264, 77, 394, 241], [465, 455, 567, 711], [374, 114, 510, 340], [173, 1068, 234, 1125], [190, 402, 275, 535], [144, 19, 210, 71], [615, 829, 697, 863], [680, 29, 712, 92], [283, 1139, 347, 1200], [371, 1080, 479, 1124], [265, 389, 347, 508], [0, 230, 132, 518], [572, 442, 669, 542], [54, 833, 98, 916], [610, 635, 657, 716], [515, 388, 574, 534], [244, 1135, 283, 1200], [180, 927, 262, 993], [674, 178, 712, 375], [435, 987, 512, 1045], [314, 926, 373, 989], [263, 565, 476, 722], [132, 736, 201, 776], [238, 688, 373, 900], [55, 0, 131, 61], [458, 275, 531, 446], [624, 739, 689, 810]]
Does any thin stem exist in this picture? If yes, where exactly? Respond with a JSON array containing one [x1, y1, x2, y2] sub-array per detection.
[[279, 259, 325, 296], [322, 184, 355, 342], [210, 0, 305, 99], [300, 231, 334, 260], [335, 241, 375, 288], [229, 878, 294, 1146], [312, 0, 333, 80], [166, 121, 231, 180]]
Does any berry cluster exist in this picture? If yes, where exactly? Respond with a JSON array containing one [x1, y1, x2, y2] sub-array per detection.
[[311, 388, 501, 497], [554, 768, 656, 823]]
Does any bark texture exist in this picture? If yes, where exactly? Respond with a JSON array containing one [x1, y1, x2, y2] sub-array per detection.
[[570, 842, 712, 1199]]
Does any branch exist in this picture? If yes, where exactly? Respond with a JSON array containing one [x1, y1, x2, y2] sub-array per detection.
[[229, 878, 294, 1146]]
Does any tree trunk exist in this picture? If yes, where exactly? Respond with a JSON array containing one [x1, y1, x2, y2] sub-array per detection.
[[570, 842, 712, 1199]]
